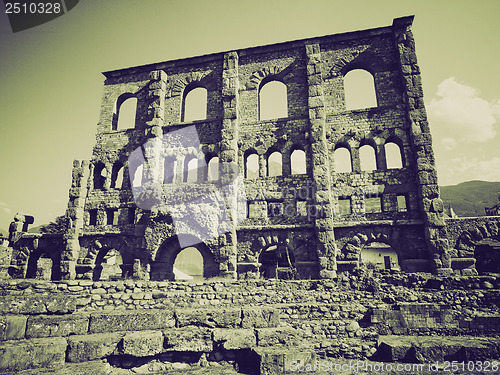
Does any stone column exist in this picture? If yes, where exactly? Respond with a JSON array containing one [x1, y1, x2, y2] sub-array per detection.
[[61, 160, 90, 279], [218, 51, 240, 279], [393, 16, 451, 275], [140, 70, 169, 279], [305, 43, 337, 278]]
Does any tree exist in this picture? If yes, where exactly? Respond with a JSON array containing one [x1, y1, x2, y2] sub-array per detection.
[[39, 215, 69, 234]]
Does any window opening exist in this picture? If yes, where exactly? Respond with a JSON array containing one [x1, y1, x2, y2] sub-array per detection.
[[344, 69, 377, 110], [245, 153, 259, 179], [267, 151, 282, 177], [207, 157, 219, 181], [365, 196, 382, 213], [291, 149, 306, 175], [184, 156, 198, 183], [183, 87, 207, 122], [116, 96, 137, 130], [94, 163, 107, 190], [334, 147, 352, 173], [259, 80, 287, 120], [359, 144, 377, 171], [164, 156, 177, 184], [385, 142, 403, 169]]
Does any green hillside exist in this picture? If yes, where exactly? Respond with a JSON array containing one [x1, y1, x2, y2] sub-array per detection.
[[440, 180, 500, 217]]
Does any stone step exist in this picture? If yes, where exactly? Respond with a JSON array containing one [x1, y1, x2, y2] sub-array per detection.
[[376, 335, 500, 363]]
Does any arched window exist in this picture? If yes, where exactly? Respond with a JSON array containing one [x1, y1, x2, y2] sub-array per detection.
[[93, 162, 107, 189], [334, 146, 352, 173], [164, 156, 177, 184], [110, 163, 124, 189], [344, 69, 377, 110], [385, 142, 403, 169], [115, 95, 137, 130], [207, 157, 219, 181], [184, 156, 198, 183], [245, 152, 259, 179], [290, 149, 306, 175], [267, 151, 282, 177], [359, 144, 377, 171], [131, 163, 143, 188], [173, 247, 203, 280], [182, 86, 207, 122], [259, 80, 288, 121]]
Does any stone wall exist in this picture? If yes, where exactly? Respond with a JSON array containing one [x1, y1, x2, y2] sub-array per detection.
[[0, 274, 499, 373]]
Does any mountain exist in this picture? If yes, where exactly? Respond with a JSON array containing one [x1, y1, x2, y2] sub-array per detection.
[[440, 180, 500, 217]]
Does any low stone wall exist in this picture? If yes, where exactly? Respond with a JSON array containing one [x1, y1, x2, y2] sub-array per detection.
[[0, 274, 499, 373]]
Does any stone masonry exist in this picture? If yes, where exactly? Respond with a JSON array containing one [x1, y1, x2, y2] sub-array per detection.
[[6, 15, 500, 282]]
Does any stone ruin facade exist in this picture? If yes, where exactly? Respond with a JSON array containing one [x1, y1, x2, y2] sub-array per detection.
[[6, 15, 500, 282]]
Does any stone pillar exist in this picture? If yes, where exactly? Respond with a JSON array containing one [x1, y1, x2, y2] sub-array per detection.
[[142, 70, 168, 185], [218, 51, 240, 279], [305, 43, 337, 279], [393, 16, 451, 275], [61, 160, 90, 279], [376, 144, 387, 170]]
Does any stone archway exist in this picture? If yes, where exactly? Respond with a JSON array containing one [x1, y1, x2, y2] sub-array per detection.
[[455, 222, 500, 258], [258, 244, 296, 279], [92, 248, 124, 281], [341, 231, 396, 261], [25, 249, 59, 280], [254, 233, 297, 279], [474, 238, 500, 275], [78, 237, 133, 280], [151, 234, 218, 281]]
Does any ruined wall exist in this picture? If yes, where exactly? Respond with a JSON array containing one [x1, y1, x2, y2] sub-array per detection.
[[0, 275, 499, 373], [66, 16, 434, 281], [7, 16, 500, 282]]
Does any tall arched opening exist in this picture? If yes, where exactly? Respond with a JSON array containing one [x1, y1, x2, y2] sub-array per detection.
[[258, 243, 296, 279], [474, 237, 500, 274], [93, 248, 124, 281], [151, 235, 218, 281]]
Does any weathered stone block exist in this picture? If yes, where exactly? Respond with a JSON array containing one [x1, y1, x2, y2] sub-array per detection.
[[163, 327, 212, 352], [26, 314, 89, 339], [0, 315, 27, 341], [0, 337, 67, 372], [175, 308, 240, 328], [242, 307, 279, 328], [377, 335, 500, 363], [89, 309, 175, 333], [213, 328, 256, 350], [256, 327, 303, 347], [67, 332, 123, 363], [250, 347, 317, 375], [121, 330, 164, 357]]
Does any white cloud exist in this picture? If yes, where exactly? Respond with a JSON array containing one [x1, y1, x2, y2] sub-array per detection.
[[0, 202, 11, 215], [441, 137, 457, 151], [439, 156, 500, 185], [428, 77, 499, 143]]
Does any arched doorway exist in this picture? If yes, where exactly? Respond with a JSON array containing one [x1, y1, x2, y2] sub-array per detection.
[[93, 248, 123, 281], [259, 244, 296, 279], [360, 242, 400, 270], [151, 235, 218, 281], [25, 249, 60, 280], [474, 237, 500, 274]]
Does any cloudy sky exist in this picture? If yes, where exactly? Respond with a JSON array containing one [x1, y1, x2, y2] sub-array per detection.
[[0, 0, 499, 231]]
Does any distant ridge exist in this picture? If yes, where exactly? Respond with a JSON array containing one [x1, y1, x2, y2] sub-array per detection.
[[440, 180, 500, 217]]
